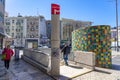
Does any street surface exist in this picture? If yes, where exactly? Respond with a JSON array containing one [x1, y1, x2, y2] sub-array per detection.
[[0, 56, 54, 80], [0, 50, 120, 80], [72, 51, 120, 80]]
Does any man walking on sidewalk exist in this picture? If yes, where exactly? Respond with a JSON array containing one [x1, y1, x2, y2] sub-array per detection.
[[61, 42, 71, 66]]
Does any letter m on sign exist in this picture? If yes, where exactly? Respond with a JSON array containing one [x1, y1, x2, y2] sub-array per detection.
[[51, 4, 60, 15]]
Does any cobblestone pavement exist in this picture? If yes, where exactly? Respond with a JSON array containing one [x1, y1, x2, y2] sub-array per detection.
[[0, 57, 54, 80]]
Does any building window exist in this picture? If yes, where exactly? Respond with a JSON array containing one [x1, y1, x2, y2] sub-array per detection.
[[30, 22, 32, 25], [12, 33, 14, 37], [5, 29, 7, 32], [31, 28, 34, 31], [21, 20, 23, 23], [47, 23, 50, 25], [30, 35, 34, 38], [36, 26, 38, 29], [7, 32, 10, 35], [12, 20, 15, 23], [7, 26, 9, 29], [12, 26, 14, 30], [6, 22, 10, 25], [21, 26, 23, 30], [27, 25, 29, 28], [21, 33, 23, 37]]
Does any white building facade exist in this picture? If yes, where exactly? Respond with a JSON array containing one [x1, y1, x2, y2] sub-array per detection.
[[111, 27, 120, 46], [4, 16, 26, 47], [4, 15, 47, 48]]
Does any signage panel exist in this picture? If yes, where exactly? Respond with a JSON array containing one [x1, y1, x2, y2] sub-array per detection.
[[51, 4, 60, 15]]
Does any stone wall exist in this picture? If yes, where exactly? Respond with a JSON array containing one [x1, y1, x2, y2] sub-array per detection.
[[74, 51, 95, 70], [23, 49, 51, 72]]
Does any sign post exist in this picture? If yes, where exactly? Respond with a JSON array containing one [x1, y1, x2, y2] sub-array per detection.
[[50, 3, 60, 76]]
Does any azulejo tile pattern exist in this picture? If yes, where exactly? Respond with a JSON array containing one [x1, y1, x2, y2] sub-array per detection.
[[72, 25, 112, 68]]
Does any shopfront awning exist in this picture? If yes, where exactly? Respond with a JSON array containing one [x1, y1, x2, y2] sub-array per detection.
[[4, 34, 12, 38], [0, 32, 5, 37]]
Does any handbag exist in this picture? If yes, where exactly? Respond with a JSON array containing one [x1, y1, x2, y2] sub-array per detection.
[[1, 53, 6, 60]]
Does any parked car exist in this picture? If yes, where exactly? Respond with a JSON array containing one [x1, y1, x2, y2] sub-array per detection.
[[10, 45, 15, 49], [38, 46, 48, 49], [42, 46, 48, 48]]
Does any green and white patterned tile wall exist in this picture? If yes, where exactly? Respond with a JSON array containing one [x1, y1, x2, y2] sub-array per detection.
[[72, 25, 112, 68]]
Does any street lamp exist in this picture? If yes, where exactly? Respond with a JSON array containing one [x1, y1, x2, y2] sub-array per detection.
[[116, 0, 119, 51]]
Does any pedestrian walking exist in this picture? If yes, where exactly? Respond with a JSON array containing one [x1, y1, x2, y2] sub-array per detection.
[[61, 42, 71, 66], [2, 45, 14, 70]]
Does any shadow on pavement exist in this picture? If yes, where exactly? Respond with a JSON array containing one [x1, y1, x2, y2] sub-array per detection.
[[94, 69, 111, 74], [68, 64, 83, 69], [51, 75, 71, 80]]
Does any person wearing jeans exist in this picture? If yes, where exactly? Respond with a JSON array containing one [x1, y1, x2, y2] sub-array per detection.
[[61, 42, 71, 66]]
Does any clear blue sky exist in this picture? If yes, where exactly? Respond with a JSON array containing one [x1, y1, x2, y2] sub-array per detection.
[[6, 0, 120, 27]]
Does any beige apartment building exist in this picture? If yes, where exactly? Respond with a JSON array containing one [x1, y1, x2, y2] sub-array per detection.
[[46, 18, 92, 44], [25, 16, 47, 48], [25, 16, 39, 48], [26, 16, 39, 38], [61, 18, 92, 41]]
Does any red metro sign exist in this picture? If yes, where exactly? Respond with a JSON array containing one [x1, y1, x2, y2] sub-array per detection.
[[51, 4, 60, 15]]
